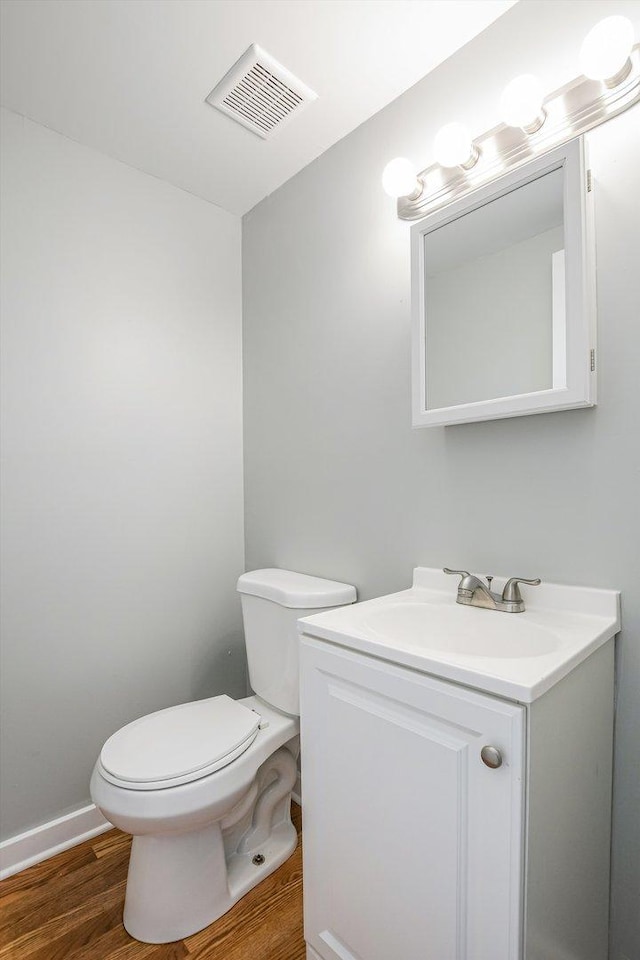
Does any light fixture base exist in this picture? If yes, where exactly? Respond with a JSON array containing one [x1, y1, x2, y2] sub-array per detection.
[[521, 109, 547, 135], [603, 57, 633, 89], [407, 181, 425, 201], [460, 145, 481, 170]]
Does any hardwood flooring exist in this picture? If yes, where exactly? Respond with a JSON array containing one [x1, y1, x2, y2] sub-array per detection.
[[0, 804, 305, 960]]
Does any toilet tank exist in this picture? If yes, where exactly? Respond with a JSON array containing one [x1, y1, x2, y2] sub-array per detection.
[[237, 569, 356, 716]]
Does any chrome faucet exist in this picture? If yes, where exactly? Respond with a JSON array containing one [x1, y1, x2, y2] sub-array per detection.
[[443, 568, 541, 613]]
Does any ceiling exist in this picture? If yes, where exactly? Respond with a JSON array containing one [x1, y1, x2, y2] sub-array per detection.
[[0, 0, 517, 216]]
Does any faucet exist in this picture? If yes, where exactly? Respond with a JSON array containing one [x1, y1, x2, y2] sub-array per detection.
[[443, 568, 541, 613]]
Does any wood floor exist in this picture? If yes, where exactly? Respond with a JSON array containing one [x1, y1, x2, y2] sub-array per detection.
[[0, 804, 305, 960]]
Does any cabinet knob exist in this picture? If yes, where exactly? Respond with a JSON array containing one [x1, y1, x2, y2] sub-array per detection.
[[480, 745, 503, 769]]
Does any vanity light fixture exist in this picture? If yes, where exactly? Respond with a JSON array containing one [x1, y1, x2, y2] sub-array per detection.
[[384, 16, 638, 220], [579, 15, 635, 86], [500, 74, 546, 133]]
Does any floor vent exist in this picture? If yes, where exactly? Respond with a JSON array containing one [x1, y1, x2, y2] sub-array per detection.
[[206, 44, 317, 139]]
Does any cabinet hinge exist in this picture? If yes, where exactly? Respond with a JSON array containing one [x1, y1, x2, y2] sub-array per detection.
[[587, 169, 593, 192], [590, 348, 596, 372]]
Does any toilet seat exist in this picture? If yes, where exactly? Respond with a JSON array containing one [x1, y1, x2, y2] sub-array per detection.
[[99, 695, 261, 791]]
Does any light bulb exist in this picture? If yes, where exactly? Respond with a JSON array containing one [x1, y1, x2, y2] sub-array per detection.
[[433, 122, 478, 169], [580, 16, 635, 85], [381, 157, 421, 199], [500, 74, 546, 133]]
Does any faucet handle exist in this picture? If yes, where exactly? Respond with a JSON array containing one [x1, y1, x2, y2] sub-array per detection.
[[443, 568, 470, 579], [502, 577, 541, 603]]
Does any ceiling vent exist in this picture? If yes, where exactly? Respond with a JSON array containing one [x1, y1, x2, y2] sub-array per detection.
[[206, 44, 318, 140]]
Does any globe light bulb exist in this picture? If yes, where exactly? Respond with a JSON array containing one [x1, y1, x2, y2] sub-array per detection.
[[381, 157, 421, 198], [580, 16, 635, 85], [500, 74, 546, 133], [433, 122, 478, 169]]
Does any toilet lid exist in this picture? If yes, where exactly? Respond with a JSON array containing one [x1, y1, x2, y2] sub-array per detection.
[[100, 695, 261, 788]]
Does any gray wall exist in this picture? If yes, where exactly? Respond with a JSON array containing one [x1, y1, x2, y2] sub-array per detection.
[[242, 3, 640, 958], [0, 109, 246, 840]]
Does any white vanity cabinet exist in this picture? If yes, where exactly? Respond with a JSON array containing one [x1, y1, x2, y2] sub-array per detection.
[[299, 621, 615, 960]]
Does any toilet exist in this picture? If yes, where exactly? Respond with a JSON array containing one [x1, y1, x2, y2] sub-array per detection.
[[90, 569, 356, 944]]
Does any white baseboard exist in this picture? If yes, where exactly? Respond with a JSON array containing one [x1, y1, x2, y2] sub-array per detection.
[[0, 803, 110, 880]]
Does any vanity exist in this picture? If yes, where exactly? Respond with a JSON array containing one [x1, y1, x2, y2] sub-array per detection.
[[298, 567, 619, 960]]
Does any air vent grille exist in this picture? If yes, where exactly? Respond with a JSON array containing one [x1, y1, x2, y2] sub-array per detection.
[[206, 44, 317, 140], [223, 62, 304, 135]]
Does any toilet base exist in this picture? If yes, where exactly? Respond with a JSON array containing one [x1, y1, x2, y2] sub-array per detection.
[[123, 819, 298, 943], [122, 746, 298, 943]]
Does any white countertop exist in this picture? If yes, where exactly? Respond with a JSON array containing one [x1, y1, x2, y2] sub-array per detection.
[[298, 567, 620, 703]]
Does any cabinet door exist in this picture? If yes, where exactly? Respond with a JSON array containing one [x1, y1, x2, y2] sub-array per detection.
[[300, 637, 525, 960]]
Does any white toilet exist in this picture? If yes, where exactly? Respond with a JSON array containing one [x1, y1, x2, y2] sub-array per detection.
[[90, 568, 356, 944]]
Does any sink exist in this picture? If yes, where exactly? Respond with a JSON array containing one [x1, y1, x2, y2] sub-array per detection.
[[363, 602, 560, 659], [298, 567, 620, 702]]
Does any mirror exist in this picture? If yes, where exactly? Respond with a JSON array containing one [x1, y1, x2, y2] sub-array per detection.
[[424, 167, 564, 408], [411, 137, 595, 427]]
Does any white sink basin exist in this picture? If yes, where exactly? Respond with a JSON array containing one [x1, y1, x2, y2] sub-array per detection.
[[363, 602, 560, 659], [298, 567, 620, 702]]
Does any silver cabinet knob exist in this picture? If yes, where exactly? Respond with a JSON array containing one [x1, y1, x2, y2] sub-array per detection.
[[481, 745, 503, 769]]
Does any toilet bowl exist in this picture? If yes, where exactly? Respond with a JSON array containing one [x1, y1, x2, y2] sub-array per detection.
[[90, 569, 356, 943]]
